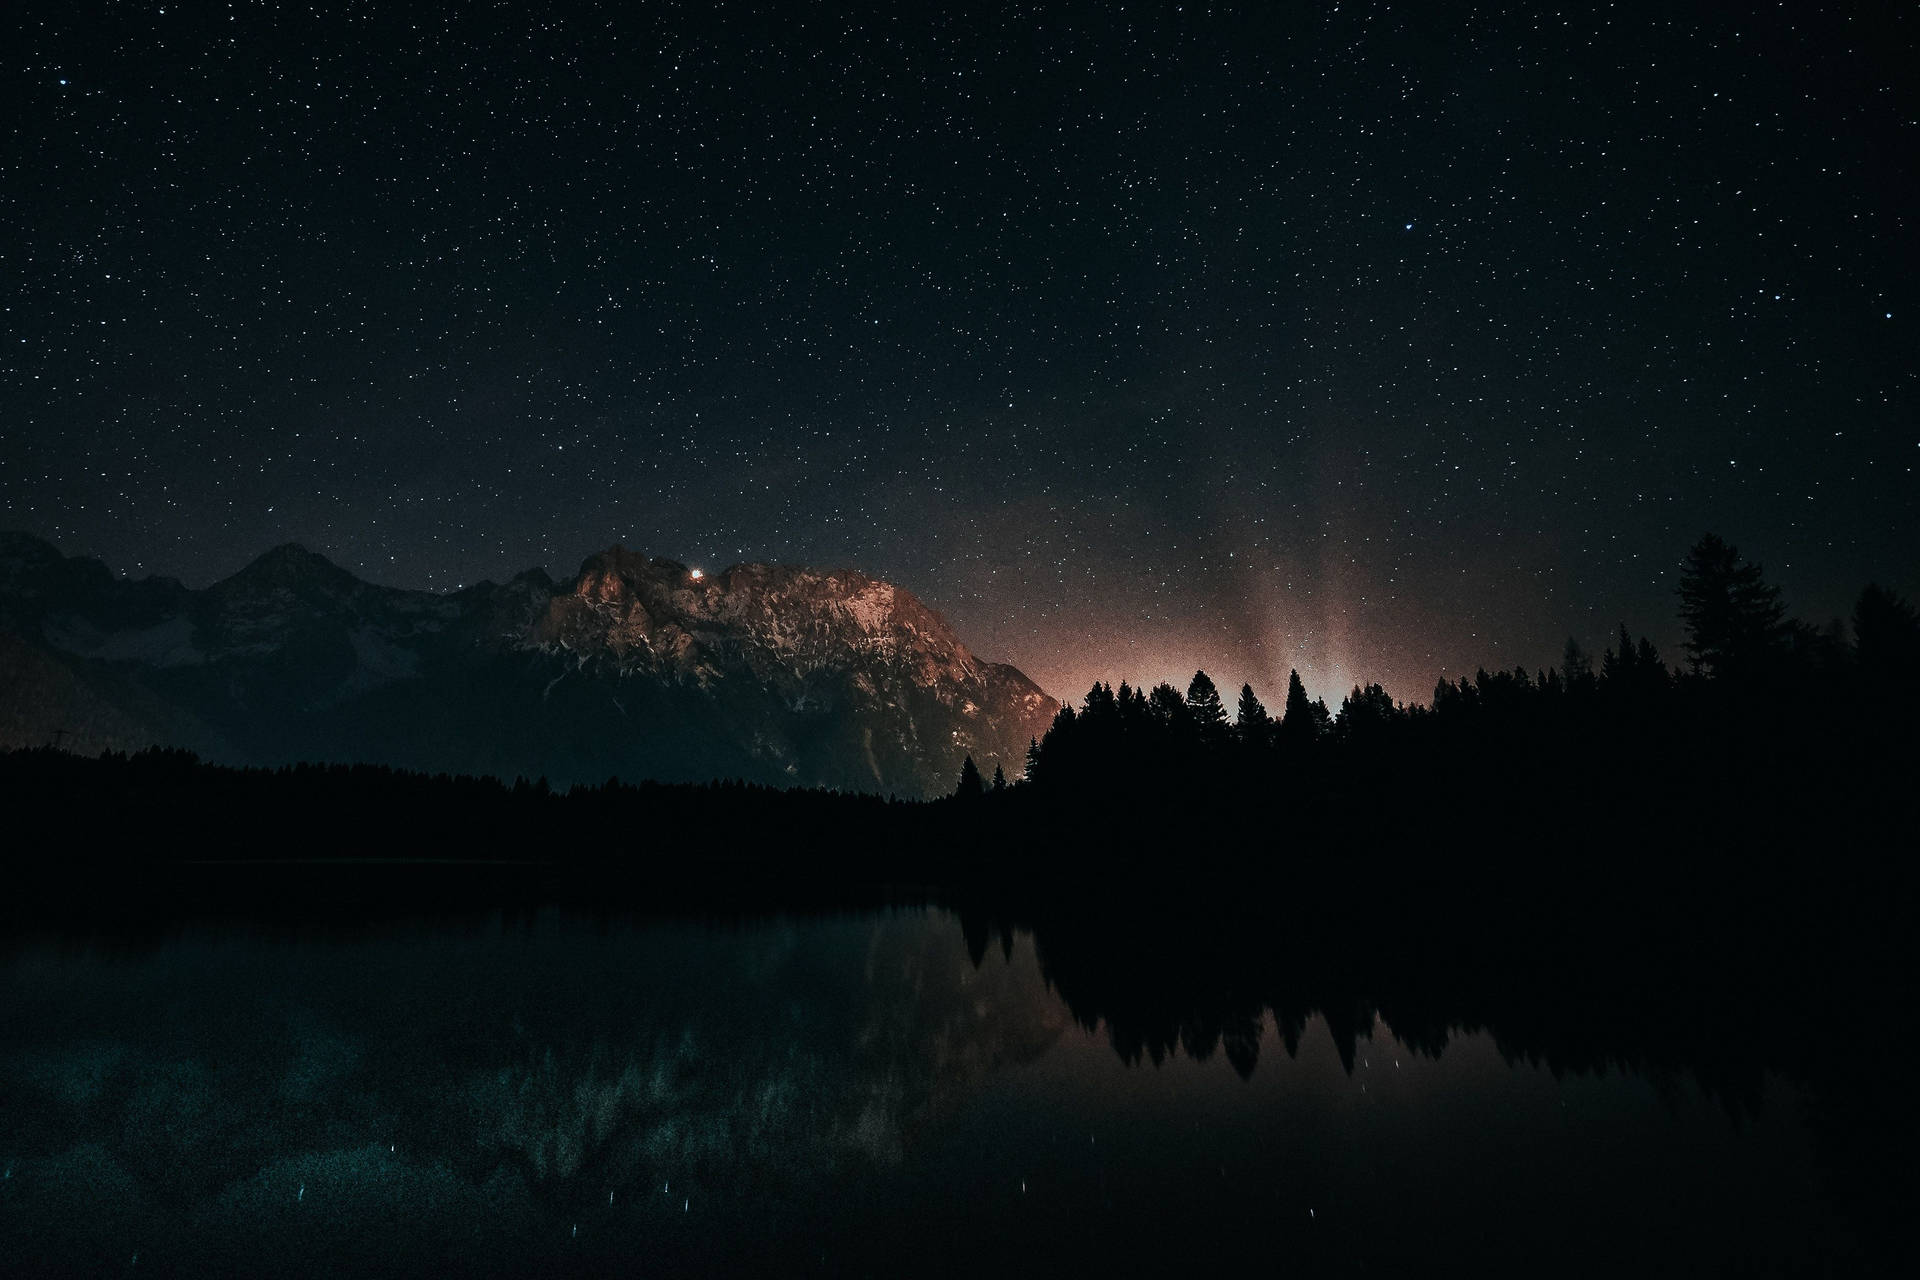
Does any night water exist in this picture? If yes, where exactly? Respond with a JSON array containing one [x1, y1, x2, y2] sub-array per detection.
[[0, 907, 1856, 1275]]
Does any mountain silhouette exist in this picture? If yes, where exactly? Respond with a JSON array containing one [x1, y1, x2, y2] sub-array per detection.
[[0, 533, 1057, 795]]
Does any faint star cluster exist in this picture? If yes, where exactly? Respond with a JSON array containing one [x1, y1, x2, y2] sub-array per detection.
[[1, 1, 1912, 705]]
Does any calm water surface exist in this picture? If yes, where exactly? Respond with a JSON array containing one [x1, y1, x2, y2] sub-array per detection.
[[0, 907, 1852, 1275]]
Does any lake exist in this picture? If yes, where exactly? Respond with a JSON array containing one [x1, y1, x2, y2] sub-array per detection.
[[0, 903, 1876, 1275]]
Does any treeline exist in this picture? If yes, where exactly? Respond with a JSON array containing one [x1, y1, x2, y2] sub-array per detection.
[[0, 747, 959, 916], [955, 535, 1916, 857]]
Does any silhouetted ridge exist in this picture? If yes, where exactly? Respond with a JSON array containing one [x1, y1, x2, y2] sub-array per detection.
[[0, 530, 67, 573], [209, 542, 370, 609], [233, 541, 348, 575]]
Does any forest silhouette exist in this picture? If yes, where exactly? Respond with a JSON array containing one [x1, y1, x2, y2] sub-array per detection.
[[1016, 532, 1915, 805]]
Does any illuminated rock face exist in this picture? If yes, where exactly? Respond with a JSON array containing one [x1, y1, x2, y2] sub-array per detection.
[[0, 534, 1057, 796], [522, 546, 1057, 792], [538, 548, 983, 688]]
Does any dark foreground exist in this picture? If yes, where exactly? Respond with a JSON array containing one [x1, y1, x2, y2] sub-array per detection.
[[2, 882, 1913, 1275], [0, 898, 1904, 1278], [1, 744, 1914, 1275]]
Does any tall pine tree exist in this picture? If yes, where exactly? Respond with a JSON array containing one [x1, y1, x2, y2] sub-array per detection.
[[1187, 670, 1228, 733], [955, 755, 984, 800], [1235, 683, 1271, 744], [1281, 669, 1318, 743], [1678, 533, 1787, 678]]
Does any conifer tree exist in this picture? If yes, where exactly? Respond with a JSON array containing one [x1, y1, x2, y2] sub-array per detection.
[[1281, 669, 1317, 742], [1634, 637, 1667, 689], [1235, 683, 1271, 743], [1677, 533, 1788, 678], [1310, 697, 1333, 736], [1854, 584, 1920, 678], [1336, 683, 1396, 741], [1187, 670, 1228, 733], [1562, 637, 1596, 694], [1147, 682, 1189, 724], [956, 755, 984, 800], [1601, 623, 1636, 686], [1082, 681, 1118, 719]]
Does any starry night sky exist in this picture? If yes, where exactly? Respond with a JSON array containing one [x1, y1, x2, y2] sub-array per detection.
[[4, 1, 1913, 706]]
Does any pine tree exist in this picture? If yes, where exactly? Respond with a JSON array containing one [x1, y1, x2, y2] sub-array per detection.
[[1310, 698, 1333, 736], [1147, 682, 1189, 724], [1023, 735, 1041, 782], [1235, 683, 1271, 744], [1601, 623, 1636, 686], [1187, 670, 1227, 732], [1854, 584, 1920, 679], [1677, 533, 1788, 678], [1337, 683, 1396, 741], [1082, 681, 1118, 719], [990, 763, 1007, 792], [1562, 637, 1596, 695], [955, 755, 984, 800], [1281, 669, 1317, 743]]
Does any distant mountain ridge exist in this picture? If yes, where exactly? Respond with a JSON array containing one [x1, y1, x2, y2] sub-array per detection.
[[0, 532, 1057, 796]]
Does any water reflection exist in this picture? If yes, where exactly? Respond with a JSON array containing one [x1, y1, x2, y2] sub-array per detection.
[[1, 911, 1066, 1274], [0, 905, 1885, 1275]]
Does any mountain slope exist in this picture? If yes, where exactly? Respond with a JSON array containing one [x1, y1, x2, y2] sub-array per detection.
[[0, 533, 1057, 796]]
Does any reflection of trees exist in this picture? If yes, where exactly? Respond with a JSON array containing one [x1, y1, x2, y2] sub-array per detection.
[[959, 896, 1891, 1135], [944, 890, 1903, 1268], [951, 878, 1904, 1271]]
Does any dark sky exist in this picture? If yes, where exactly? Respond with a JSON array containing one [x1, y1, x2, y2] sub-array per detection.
[[4, 2, 1914, 707]]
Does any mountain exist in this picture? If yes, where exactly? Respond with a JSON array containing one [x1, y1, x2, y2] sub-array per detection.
[[0, 533, 1058, 796]]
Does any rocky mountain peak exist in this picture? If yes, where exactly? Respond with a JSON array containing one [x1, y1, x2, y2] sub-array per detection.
[[220, 543, 357, 590], [567, 545, 691, 606], [536, 547, 980, 686], [202, 543, 383, 635]]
